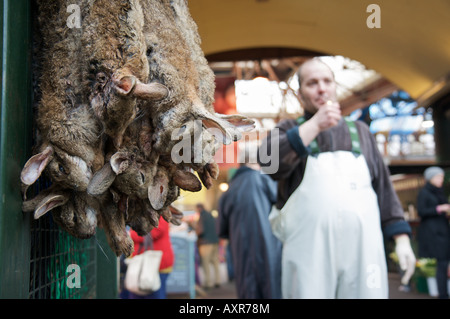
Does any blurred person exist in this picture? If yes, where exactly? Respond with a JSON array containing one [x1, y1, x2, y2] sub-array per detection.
[[417, 166, 450, 299], [219, 239, 234, 282], [258, 58, 415, 299], [218, 145, 281, 299], [128, 215, 175, 299], [195, 203, 221, 289]]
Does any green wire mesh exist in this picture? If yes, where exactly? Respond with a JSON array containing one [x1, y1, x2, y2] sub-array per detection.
[[28, 181, 97, 299]]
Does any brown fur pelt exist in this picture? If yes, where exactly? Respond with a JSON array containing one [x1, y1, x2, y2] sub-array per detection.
[[22, 0, 255, 257]]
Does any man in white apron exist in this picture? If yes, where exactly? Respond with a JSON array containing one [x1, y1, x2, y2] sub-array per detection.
[[258, 58, 416, 298]]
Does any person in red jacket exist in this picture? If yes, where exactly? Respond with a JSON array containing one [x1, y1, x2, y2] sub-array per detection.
[[128, 216, 175, 299]]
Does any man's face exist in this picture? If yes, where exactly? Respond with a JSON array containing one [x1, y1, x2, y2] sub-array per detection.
[[298, 61, 338, 114]]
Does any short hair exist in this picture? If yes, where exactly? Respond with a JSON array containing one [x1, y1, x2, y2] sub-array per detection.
[[296, 58, 335, 89]]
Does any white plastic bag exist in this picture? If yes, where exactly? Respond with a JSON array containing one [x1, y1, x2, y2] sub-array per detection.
[[124, 250, 163, 296]]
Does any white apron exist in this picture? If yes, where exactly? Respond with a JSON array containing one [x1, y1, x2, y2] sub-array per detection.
[[270, 143, 388, 299]]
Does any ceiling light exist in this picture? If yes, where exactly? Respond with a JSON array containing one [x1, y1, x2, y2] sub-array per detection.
[[219, 183, 229, 192]]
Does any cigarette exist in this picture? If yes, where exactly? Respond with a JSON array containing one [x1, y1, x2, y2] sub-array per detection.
[[326, 100, 333, 105]]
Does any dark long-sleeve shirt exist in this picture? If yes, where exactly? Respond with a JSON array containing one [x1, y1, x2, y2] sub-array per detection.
[[258, 116, 411, 239]]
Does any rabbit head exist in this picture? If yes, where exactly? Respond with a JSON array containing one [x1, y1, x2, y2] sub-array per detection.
[[89, 69, 168, 149], [126, 197, 160, 236], [98, 190, 134, 257], [20, 145, 94, 197], [87, 148, 173, 212], [22, 187, 98, 239], [153, 100, 255, 156], [53, 192, 99, 239]]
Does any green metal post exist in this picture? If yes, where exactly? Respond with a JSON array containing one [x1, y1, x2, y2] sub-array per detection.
[[0, 0, 33, 298]]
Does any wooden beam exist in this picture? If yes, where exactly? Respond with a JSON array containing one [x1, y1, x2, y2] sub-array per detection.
[[339, 77, 398, 115]]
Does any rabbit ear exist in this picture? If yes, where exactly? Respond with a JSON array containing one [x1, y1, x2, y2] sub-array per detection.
[[168, 205, 184, 226], [193, 107, 234, 144], [20, 145, 54, 186], [110, 152, 131, 175], [87, 163, 116, 196], [201, 117, 234, 145], [148, 167, 169, 211], [169, 205, 183, 218], [197, 162, 220, 189], [114, 76, 136, 95], [133, 80, 168, 101], [173, 168, 202, 192], [22, 184, 58, 212], [114, 75, 168, 101], [20, 146, 54, 199], [33, 193, 70, 219], [215, 113, 256, 132], [194, 107, 255, 145], [161, 207, 173, 224]]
